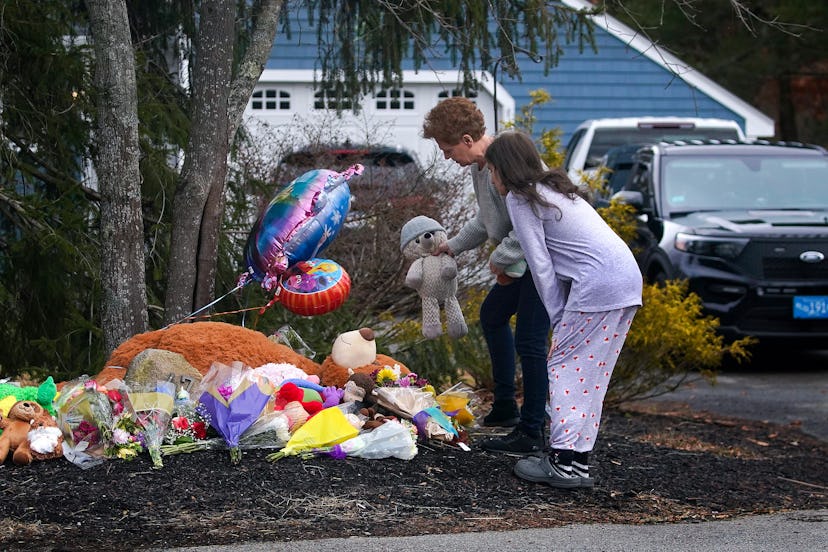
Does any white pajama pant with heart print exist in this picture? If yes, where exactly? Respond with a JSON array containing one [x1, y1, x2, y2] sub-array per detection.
[[546, 306, 638, 453]]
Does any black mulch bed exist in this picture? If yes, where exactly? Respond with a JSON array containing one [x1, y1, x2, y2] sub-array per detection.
[[1, 405, 826, 551]]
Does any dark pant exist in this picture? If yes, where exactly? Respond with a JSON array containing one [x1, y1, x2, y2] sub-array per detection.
[[480, 271, 550, 435]]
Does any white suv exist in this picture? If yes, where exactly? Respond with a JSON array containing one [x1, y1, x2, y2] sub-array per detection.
[[563, 117, 746, 183]]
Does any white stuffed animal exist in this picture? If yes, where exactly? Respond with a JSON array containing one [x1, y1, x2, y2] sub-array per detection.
[[400, 216, 468, 339]]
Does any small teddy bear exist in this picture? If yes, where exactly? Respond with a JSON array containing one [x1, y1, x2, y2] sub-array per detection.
[[0, 400, 63, 465], [317, 327, 411, 388], [400, 216, 468, 339]]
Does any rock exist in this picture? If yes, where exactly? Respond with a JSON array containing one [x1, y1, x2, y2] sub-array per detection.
[[125, 349, 203, 395]]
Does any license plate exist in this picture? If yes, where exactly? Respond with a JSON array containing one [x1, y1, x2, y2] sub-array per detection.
[[793, 296, 828, 319]]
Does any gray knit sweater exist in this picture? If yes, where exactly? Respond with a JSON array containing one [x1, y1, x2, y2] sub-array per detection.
[[446, 163, 525, 270], [505, 185, 643, 328]]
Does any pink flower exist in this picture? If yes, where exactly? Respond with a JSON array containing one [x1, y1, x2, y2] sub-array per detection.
[[73, 420, 100, 444], [107, 389, 123, 403], [217, 384, 233, 400], [112, 428, 130, 445]]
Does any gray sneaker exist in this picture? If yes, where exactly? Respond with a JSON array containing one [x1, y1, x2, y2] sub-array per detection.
[[480, 426, 544, 455], [572, 457, 595, 488], [513, 453, 581, 489], [517, 455, 595, 488]]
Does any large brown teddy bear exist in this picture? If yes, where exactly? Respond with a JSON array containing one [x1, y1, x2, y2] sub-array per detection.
[[97, 321, 322, 385], [316, 327, 411, 388], [0, 400, 64, 465]]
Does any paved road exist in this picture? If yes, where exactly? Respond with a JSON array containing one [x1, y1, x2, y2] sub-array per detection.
[[640, 348, 828, 441], [156, 509, 827, 552]]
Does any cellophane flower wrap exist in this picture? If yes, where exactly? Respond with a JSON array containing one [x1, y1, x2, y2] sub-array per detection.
[[130, 381, 176, 468], [266, 406, 358, 462], [102, 379, 144, 461], [55, 377, 114, 469], [238, 410, 291, 450], [198, 361, 274, 464], [329, 419, 418, 460]]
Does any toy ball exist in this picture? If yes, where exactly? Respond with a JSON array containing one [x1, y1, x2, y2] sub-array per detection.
[[276, 258, 351, 316], [243, 165, 361, 289]]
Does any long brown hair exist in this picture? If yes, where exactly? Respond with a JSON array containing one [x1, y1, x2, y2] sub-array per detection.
[[485, 130, 586, 217]]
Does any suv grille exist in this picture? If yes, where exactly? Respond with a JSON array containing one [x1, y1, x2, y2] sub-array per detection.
[[763, 258, 828, 279]]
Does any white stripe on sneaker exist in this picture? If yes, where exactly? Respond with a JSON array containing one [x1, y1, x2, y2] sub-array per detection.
[[572, 460, 590, 478]]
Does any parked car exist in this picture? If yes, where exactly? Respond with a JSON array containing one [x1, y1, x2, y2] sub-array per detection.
[[610, 139, 828, 345], [592, 143, 648, 203], [563, 117, 746, 184], [278, 144, 426, 224]]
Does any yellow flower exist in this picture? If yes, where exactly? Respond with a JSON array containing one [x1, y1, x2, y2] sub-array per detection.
[[117, 447, 138, 460], [375, 367, 397, 385], [422, 384, 436, 396]]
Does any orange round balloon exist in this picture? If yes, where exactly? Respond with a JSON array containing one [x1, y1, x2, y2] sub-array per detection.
[[278, 258, 351, 316]]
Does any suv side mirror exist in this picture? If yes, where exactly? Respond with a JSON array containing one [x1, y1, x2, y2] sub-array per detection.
[[611, 190, 644, 210]]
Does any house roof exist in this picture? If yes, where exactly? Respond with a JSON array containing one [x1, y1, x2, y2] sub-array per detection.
[[562, 0, 774, 138]]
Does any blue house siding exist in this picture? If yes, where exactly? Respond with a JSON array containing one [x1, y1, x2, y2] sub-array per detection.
[[502, 33, 746, 141], [266, 3, 772, 144]]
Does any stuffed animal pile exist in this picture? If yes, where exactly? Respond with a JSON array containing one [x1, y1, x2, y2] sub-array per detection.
[[97, 321, 410, 392], [1, 320, 469, 467], [98, 322, 322, 386]]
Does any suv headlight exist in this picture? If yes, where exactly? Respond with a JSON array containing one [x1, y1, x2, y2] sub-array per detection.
[[674, 233, 749, 259]]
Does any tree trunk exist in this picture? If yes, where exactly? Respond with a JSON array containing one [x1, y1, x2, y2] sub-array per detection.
[[194, 0, 285, 309], [776, 72, 798, 141], [164, 0, 235, 324], [85, 0, 148, 355]]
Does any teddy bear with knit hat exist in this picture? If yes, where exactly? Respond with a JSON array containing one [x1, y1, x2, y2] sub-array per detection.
[[400, 215, 468, 339]]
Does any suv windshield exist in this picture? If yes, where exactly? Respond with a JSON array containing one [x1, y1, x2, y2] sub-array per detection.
[[662, 154, 828, 214], [587, 127, 741, 167]]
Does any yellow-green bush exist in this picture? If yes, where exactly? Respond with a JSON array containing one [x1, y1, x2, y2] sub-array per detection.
[[606, 280, 756, 406]]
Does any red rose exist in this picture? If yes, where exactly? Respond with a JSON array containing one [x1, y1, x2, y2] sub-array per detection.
[[172, 416, 191, 431], [107, 389, 123, 403], [192, 422, 207, 440]]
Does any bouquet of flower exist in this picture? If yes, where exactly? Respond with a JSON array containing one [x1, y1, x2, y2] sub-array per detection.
[[238, 410, 291, 450], [130, 381, 176, 468], [266, 406, 358, 462], [166, 398, 211, 444], [435, 381, 477, 426], [198, 361, 274, 464], [318, 419, 418, 461], [373, 365, 432, 392], [55, 377, 114, 469], [102, 381, 144, 461], [160, 393, 221, 456]]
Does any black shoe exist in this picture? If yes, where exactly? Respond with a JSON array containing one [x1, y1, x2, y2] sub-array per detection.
[[480, 426, 544, 455], [482, 399, 520, 427]]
